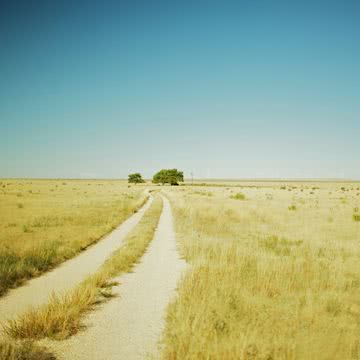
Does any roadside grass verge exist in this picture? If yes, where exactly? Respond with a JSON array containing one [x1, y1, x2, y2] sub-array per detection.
[[0, 339, 55, 360], [161, 187, 360, 360], [4, 195, 163, 340], [0, 179, 146, 296]]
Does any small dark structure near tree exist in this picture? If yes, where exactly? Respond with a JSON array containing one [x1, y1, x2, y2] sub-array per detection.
[[128, 173, 145, 184], [152, 169, 184, 185]]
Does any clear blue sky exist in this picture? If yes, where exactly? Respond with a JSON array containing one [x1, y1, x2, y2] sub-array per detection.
[[1, 0, 359, 179]]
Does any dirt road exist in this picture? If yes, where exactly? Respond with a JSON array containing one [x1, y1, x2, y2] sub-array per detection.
[[50, 195, 186, 360], [0, 193, 153, 324]]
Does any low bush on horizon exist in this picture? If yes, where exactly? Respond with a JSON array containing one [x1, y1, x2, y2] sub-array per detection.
[[152, 169, 184, 185], [230, 192, 246, 200]]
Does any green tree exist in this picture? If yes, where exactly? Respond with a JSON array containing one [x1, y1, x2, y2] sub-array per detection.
[[128, 173, 145, 184], [152, 169, 184, 185]]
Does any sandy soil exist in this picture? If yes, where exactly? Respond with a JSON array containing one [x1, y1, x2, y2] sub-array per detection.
[[0, 193, 153, 324], [49, 195, 186, 360]]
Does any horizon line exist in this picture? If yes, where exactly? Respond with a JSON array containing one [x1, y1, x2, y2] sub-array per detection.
[[1, 177, 360, 183]]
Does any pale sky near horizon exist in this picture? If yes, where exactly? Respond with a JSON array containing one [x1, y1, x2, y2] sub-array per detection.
[[1, 0, 359, 179]]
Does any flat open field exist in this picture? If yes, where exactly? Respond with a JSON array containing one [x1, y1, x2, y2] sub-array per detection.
[[1, 180, 360, 359], [0, 179, 146, 296], [163, 181, 360, 359]]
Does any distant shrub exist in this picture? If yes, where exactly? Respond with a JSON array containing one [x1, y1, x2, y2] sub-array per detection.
[[17, 203, 24, 209], [280, 186, 286, 190], [152, 168, 184, 185], [354, 207, 359, 213], [128, 173, 145, 184], [288, 205, 297, 211], [230, 192, 246, 200], [353, 214, 360, 222], [22, 225, 30, 233]]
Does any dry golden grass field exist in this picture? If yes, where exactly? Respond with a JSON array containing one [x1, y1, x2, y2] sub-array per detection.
[[1, 179, 360, 360], [0, 179, 146, 296], [162, 181, 360, 359]]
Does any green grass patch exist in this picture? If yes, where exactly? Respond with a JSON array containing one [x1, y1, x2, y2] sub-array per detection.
[[230, 192, 246, 200]]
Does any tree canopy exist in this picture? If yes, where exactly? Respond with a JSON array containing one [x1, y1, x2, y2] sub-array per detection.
[[152, 169, 184, 185], [128, 173, 145, 184]]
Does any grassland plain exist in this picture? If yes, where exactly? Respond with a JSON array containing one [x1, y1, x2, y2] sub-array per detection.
[[0, 179, 147, 296], [4, 195, 163, 342], [162, 182, 360, 360]]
